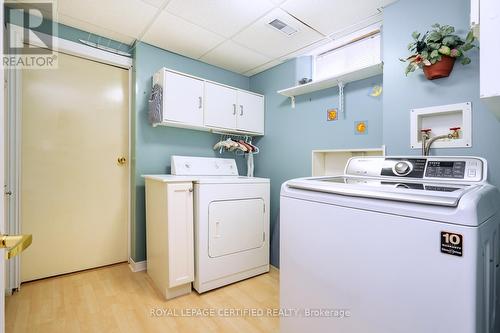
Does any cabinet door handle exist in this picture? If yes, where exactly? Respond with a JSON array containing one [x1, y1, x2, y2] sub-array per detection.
[[198, 96, 202, 109], [240, 105, 244, 116], [233, 104, 236, 115]]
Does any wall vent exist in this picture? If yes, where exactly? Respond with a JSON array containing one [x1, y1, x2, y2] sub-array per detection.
[[268, 19, 298, 36]]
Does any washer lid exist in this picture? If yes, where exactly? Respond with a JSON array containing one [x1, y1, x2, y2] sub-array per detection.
[[286, 176, 476, 207]]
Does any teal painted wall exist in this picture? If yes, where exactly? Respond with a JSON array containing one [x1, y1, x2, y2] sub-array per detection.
[[251, 0, 500, 268], [382, 0, 500, 188], [249, 58, 383, 266], [131, 42, 250, 262]]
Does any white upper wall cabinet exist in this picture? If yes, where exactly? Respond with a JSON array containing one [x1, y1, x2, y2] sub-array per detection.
[[153, 68, 265, 135], [237, 91, 265, 134], [158, 71, 204, 126], [480, 0, 500, 120], [204, 82, 238, 130]]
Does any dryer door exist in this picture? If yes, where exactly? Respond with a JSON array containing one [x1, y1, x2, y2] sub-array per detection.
[[208, 199, 265, 258]]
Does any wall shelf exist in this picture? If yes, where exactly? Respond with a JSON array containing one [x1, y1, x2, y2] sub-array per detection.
[[312, 147, 385, 177], [277, 62, 383, 98]]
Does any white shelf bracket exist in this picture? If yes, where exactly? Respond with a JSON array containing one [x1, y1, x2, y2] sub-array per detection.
[[338, 81, 345, 116], [290, 96, 296, 109]]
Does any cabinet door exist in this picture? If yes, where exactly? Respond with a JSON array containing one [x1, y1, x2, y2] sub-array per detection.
[[481, 0, 500, 98], [163, 71, 204, 126], [204, 82, 237, 130], [237, 91, 264, 134], [166, 182, 194, 288], [208, 199, 265, 258]]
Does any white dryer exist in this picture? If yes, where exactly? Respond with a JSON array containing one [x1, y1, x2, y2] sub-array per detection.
[[171, 156, 270, 293], [280, 156, 500, 333]]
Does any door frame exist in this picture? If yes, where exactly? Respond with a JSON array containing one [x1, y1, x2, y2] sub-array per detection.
[[5, 24, 133, 292]]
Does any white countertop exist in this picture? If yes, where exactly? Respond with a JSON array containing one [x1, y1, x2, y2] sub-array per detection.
[[142, 175, 198, 183]]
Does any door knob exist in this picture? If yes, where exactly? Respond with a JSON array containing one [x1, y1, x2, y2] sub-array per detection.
[[117, 157, 127, 165], [0, 234, 32, 259]]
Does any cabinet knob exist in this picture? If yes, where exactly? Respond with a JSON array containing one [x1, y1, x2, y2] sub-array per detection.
[[198, 96, 202, 109], [240, 105, 244, 116], [233, 104, 236, 115]]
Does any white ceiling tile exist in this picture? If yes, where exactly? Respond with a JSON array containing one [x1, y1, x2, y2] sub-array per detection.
[[58, 0, 157, 39], [243, 59, 283, 76], [281, 0, 382, 36], [232, 8, 323, 59], [142, 11, 225, 59], [200, 40, 271, 74], [285, 37, 332, 58], [57, 14, 135, 45], [165, 0, 275, 38], [140, 0, 167, 8]]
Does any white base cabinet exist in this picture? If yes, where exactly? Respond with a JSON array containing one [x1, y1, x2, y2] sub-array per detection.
[[153, 68, 265, 135], [480, 0, 500, 120], [144, 178, 194, 300]]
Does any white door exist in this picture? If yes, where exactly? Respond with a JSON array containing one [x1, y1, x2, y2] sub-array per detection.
[[20, 51, 129, 281], [236, 91, 264, 134], [0, 1, 5, 328], [208, 199, 265, 258], [204, 82, 237, 130], [163, 71, 204, 126]]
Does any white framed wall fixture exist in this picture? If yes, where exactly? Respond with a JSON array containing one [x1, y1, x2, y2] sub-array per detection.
[[410, 102, 472, 150]]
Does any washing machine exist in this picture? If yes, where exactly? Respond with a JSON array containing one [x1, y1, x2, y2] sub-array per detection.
[[280, 156, 500, 333], [171, 156, 270, 293]]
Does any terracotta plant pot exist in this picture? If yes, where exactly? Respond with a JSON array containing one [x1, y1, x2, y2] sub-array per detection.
[[423, 55, 456, 80]]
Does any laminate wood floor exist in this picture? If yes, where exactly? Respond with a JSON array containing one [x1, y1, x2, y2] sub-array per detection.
[[6, 263, 280, 333]]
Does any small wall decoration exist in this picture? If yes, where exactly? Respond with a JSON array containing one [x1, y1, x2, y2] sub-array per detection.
[[400, 24, 477, 80], [370, 85, 383, 97], [327, 109, 338, 121], [355, 121, 368, 135]]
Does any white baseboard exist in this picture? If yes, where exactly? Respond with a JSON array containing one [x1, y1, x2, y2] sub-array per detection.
[[128, 258, 147, 272]]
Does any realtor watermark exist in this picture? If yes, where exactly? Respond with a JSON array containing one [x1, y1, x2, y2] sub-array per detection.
[[4, 0, 58, 69], [150, 307, 351, 319]]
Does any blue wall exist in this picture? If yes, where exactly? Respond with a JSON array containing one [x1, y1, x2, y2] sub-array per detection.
[[131, 42, 250, 262], [250, 0, 500, 268], [250, 58, 383, 266], [383, 0, 500, 188]]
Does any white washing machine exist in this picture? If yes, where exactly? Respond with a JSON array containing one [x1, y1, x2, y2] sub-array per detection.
[[171, 156, 270, 293], [280, 156, 500, 333]]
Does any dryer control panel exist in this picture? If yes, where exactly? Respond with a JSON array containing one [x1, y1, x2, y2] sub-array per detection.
[[345, 156, 485, 183], [171, 156, 239, 176]]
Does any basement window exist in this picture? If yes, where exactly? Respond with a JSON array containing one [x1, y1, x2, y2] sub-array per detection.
[[313, 29, 381, 81]]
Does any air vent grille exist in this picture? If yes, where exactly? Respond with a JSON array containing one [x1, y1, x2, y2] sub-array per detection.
[[268, 19, 298, 36]]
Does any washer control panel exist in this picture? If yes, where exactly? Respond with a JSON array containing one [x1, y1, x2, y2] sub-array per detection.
[[345, 157, 485, 182]]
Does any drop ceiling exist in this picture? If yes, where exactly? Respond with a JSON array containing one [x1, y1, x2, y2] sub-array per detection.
[[51, 0, 397, 76]]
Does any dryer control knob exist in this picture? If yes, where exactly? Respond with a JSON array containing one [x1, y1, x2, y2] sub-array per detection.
[[394, 161, 411, 175]]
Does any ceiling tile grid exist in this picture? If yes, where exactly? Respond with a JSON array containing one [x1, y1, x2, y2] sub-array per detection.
[[142, 10, 225, 59], [51, 0, 396, 75]]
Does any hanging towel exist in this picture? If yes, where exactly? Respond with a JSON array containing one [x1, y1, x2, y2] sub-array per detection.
[[246, 153, 254, 177], [148, 84, 163, 125]]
